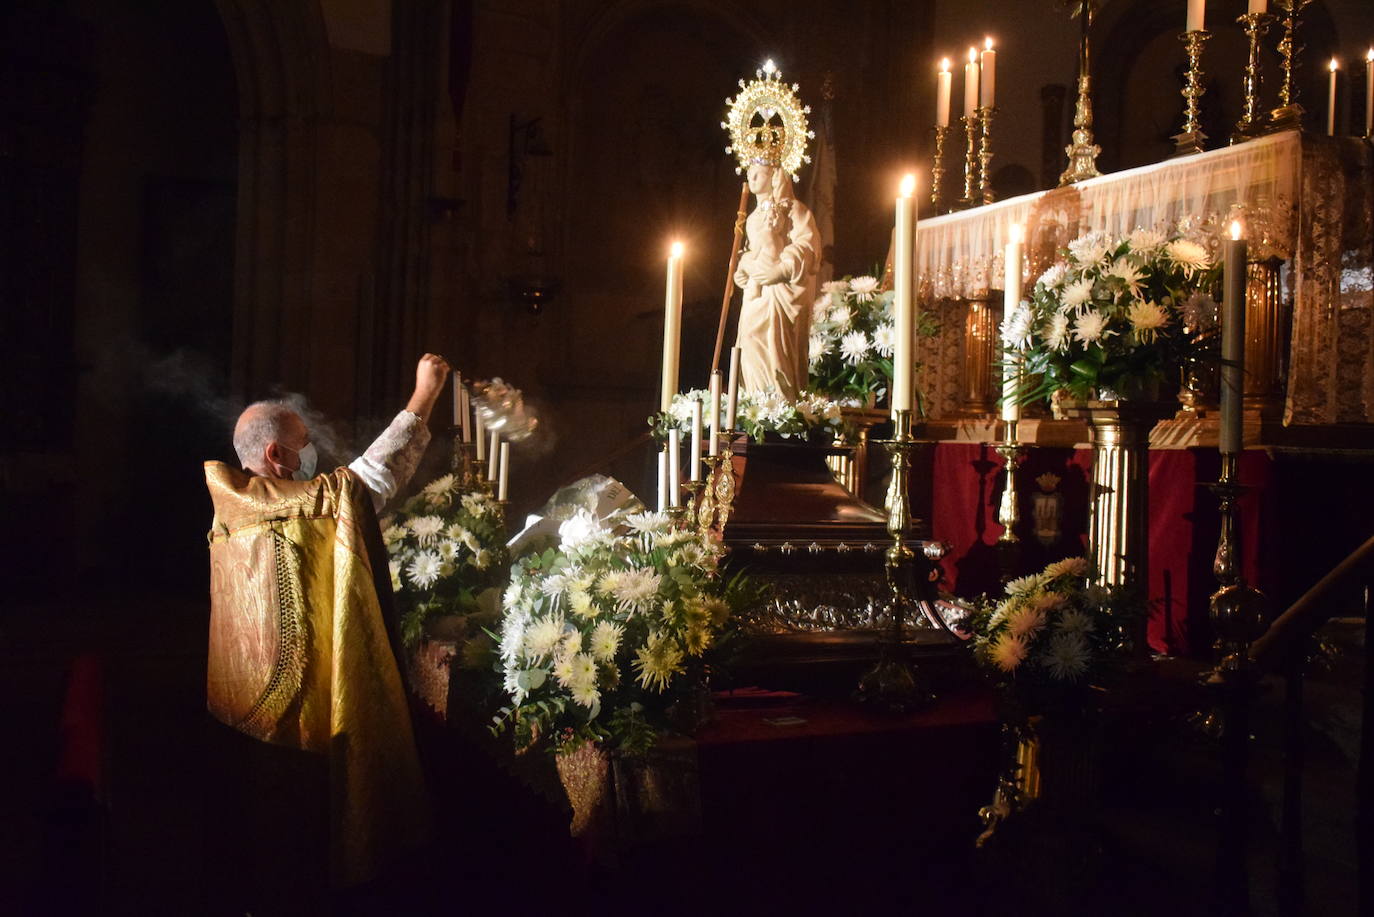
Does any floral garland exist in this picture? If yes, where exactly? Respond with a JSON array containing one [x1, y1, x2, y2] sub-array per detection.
[[967, 557, 1143, 714], [1005, 229, 1221, 404], [493, 508, 748, 754], [650, 388, 846, 444], [808, 275, 939, 407], [382, 473, 510, 650]]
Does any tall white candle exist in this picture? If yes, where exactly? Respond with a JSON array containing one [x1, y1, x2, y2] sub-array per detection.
[[725, 346, 741, 432], [689, 400, 703, 482], [979, 38, 996, 109], [1001, 224, 1024, 424], [1221, 221, 1246, 455], [474, 410, 486, 461], [660, 241, 684, 413], [1366, 49, 1374, 137], [667, 429, 681, 508], [1186, 0, 1205, 32], [936, 58, 952, 127], [963, 47, 979, 118], [487, 431, 499, 480], [1247, 0, 1266, 13], [497, 441, 510, 501], [1328, 58, 1339, 135], [707, 371, 722, 454], [892, 174, 917, 418], [657, 451, 668, 512], [459, 384, 471, 442], [452, 374, 462, 428]]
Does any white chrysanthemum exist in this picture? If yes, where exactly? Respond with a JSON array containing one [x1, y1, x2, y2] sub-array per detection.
[[607, 567, 662, 613], [1127, 228, 1166, 252], [408, 515, 445, 544], [421, 473, 456, 506], [1000, 303, 1034, 351], [1127, 299, 1170, 343], [567, 653, 600, 707], [1056, 608, 1096, 636], [437, 540, 460, 563], [829, 303, 852, 328], [1031, 591, 1069, 617], [811, 293, 833, 319], [388, 559, 403, 592], [840, 331, 870, 365], [1165, 239, 1211, 274], [1105, 257, 1147, 298], [989, 634, 1030, 672], [558, 509, 611, 552], [1061, 277, 1095, 311], [1038, 262, 1069, 289], [1045, 310, 1072, 352], [1007, 603, 1047, 639], [498, 609, 529, 664], [460, 492, 491, 518], [988, 598, 1015, 627], [560, 628, 583, 658], [821, 279, 850, 296], [470, 548, 492, 570], [406, 549, 443, 588], [1072, 309, 1109, 344], [551, 651, 576, 687], [568, 589, 597, 620], [633, 630, 686, 692], [871, 322, 896, 357], [625, 511, 670, 536], [522, 614, 564, 662], [1068, 231, 1111, 265], [808, 334, 827, 364], [589, 620, 624, 662], [1042, 632, 1090, 681], [1006, 572, 1045, 597], [1043, 556, 1090, 579], [849, 275, 880, 301], [382, 525, 406, 547]]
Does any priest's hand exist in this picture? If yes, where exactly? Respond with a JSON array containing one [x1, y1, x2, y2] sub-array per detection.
[[405, 353, 452, 422]]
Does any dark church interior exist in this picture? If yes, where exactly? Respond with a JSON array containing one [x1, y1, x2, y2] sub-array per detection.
[[3, 0, 1374, 914]]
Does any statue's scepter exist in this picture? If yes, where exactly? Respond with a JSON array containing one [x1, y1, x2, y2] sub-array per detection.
[[711, 181, 750, 376]]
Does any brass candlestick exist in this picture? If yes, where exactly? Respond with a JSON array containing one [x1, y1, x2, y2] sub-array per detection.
[[1206, 453, 1268, 675], [995, 425, 1021, 547], [858, 409, 931, 711], [1269, 0, 1312, 130], [957, 113, 980, 209], [1174, 30, 1211, 155], [930, 124, 950, 213], [1059, 0, 1102, 186], [1233, 12, 1274, 142], [977, 107, 997, 204]]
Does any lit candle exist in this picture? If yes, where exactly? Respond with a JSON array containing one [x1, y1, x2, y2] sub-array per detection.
[[1248, 0, 1266, 13], [1328, 57, 1339, 135], [1221, 220, 1246, 455], [1186, 0, 1205, 32], [667, 429, 681, 508], [936, 58, 952, 127], [892, 174, 917, 418], [1367, 49, 1374, 137], [707, 371, 722, 455], [963, 47, 979, 118], [725, 346, 741, 432], [474, 410, 486, 461], [657, 451, 668, 512], [1001, 224, 1024, 424], [660, 241, 684, 413], [497, 441, 510, 501], [487, 431, 500, 480], [979, 38, 996, 110], [689, 399, 703, 482]]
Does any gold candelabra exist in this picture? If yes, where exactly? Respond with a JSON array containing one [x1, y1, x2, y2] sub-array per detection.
[[1174, 29, 1211, 156], [1269, 0, 1312, 130], [858, 409, 930, 711], [957, 114, 980, 210], [1206, 454, 1268, 675], [1233, 12, 1274, 142], [930, 124, 950, 213], [994, 422, 1022, 584], [1059, 0, 1102, 186], [450, 428, 489, 491], [977, 107, 997, 205]]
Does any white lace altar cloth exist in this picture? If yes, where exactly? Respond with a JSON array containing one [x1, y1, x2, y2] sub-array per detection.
[[910, 131, 1374, 426]]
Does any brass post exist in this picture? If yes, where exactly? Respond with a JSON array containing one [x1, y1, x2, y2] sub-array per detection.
[[1174, 30, 1211, 155], [977, 107, 997, 205], [1233, 12, 1274, 142]]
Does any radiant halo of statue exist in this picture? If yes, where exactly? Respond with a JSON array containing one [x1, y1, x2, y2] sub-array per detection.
[[721, 58, 815, 183]]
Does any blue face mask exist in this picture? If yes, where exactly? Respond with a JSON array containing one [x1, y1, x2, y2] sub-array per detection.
[[279, 441, 318, 481]]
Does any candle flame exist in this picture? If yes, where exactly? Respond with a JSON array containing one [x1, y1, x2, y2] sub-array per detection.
[[1367, 48, 1373, 62], [940, 57, 950, 72], [1329, 57, 1339, 71], [984, 36, 994, 51], [900, 174, 916, 197], [1230, 220, 1243, 241], [1009, 223, 1024, 244], [670, 241, 684, 258], [968, 46, 978, 64]]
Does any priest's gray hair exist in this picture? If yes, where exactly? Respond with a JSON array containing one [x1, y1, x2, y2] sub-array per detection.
[[233, 400, 299, 468]]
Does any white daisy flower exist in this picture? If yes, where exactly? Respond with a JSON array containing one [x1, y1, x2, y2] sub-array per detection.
[[1045, 310, 1073, 352], [829, 303, 852, 328], [1006, 572, 1046, 597], [1061, 277, 1095, 311], [1165, 239, 1211, 274], [1105, 257, 1147, 298], [849, 275, 880, 301], [567, 653, 600, 708], [382, 525, 406, 547], [625, 511, 671, 536], [568, 589, 598, 620], [989, 634, 1030, 672], [590, 620, 624, 662], [1127, 228, 1166, 253], [808, 334, 827, 364], [406, 549, 443, 588], [420, 473, 456, 507], [1042, 632, 1090, 681], [1127, 299, 1170, 343], [840, 331, 870, 365], [1072, 309, 1109, 344], [522, 613, 564, 662], [460, 492, 491, 518], [1000, 303, 1034, 351], [1067, 231, 1111, 266], [821, 279, 850, 296], [872, 322, 896, 357], [407, 515, 445, 544], [1038, 262, 1069, 289], [604, 567, 662, 613]]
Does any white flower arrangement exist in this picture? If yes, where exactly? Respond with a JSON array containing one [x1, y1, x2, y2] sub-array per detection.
[[1007, 229, 1221, 404], [808, 275, 938, 406], [493, 508, 745, 753], [382, 474, 510, 648], [653, 388, 846, 444], [968, 557, 1143, 712]]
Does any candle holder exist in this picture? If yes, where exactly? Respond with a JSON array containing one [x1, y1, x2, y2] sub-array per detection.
[[930, 124, 950, 213], [1206, 453, 1269, 674], [1059, 0, 1102, 186], [1233, 12, 1274, 142], [857, 409, 932, 712], [1269, 0, 1312, 131], [976, 107, 997, 205], [957, 113, 980, 210], [1174, 29, 1211, 156], [994, 422, 1022, 583], [681, 479, 706, 531], [697, 452, 737, 533]]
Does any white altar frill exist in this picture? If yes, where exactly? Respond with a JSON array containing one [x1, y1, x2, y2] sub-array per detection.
[[909, 131, 1374, 427]]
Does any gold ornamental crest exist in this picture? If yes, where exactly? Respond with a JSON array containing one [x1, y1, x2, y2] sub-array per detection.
[[721, 59, 814, 182]]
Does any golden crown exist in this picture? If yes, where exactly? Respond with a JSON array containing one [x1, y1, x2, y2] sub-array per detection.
[[722, 59, 813, 182]]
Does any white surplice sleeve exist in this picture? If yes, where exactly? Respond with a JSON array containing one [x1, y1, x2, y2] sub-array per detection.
[[348, 410, 431, 512]]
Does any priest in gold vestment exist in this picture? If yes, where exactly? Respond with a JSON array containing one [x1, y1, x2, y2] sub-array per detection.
[[203, 354, 449, 897]]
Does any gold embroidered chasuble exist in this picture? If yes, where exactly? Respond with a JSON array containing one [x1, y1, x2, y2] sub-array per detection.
[[204, 462, 429, 886]]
